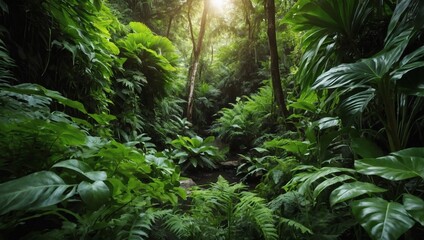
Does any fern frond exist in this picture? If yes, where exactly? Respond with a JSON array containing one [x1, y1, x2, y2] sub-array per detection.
[[163, 213, 196, 238], [235, 192, 278, 240], [280, 217, 313, 235], [117, 208, 170, 240]]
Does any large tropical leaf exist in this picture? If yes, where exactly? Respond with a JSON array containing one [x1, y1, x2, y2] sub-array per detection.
[[350, 137, 384, 158], [313, 45, 404, 90], [330, 181, 386, 206], [77, 181, 110, 208], [355, 147, 424, 180], [385, 0, 424, 48], [403, 193, 424, 226], [284, 0, 373, 90], [52, 159, 107, 181], [338, 88, 375, 118], [351, 198, 414, 240], [0, 171, 76, 215]]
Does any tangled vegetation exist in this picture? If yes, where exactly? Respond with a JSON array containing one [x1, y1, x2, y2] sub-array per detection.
[[1, 0, 424, 239]]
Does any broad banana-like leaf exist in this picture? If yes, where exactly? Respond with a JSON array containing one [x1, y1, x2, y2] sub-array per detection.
[[52, 159, 107, 181], [78, 181, 110, 208], [403, 193, 424, 226], [351, 198, 414, 240], [330, 181, 386, 206], [355, 147, 424, 180], [0, 171, 76, 215]]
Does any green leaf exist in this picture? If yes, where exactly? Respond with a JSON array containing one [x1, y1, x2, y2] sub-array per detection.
[[339, 88, 375, 118], [355, 147, 424, 180], [78, 181, 110, 208], [403, 193, 424, 226], [93, 0, 102, 11], [52, 159, 107, 181], [0, 171, 76, 215], [315, 117, 340, 130], [291, 167, 355, 195], [280, 217, 313, 234], [88, 113, 117, 125], [313, 174, 354, 199], [351, 198, 414, 240], [351, 137, 384, 158], [0, 0, 8, 13], [1, 84, 87, 114], [330, 182, 386, 206]]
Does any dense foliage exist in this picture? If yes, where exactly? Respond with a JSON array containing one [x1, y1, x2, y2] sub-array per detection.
[[1, 0, 424, 239]]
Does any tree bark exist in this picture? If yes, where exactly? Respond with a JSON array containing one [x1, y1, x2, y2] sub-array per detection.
[[265, 0, 289, 117], [186, 0, 209, 121]]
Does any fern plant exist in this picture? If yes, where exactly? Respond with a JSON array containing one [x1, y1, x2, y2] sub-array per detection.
[[211, 84, 278, 151], [163, 176, 278, 240]]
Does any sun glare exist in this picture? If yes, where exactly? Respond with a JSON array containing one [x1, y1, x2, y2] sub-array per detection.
[[210, 0, 230, 11]]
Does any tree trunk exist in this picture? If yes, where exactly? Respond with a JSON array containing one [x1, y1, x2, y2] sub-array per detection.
[[186, 0, 209, 121], [265, 0, 289, 117]]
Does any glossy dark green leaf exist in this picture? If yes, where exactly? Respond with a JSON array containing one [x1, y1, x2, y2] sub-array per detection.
[[52, 159, 107, 181], [330, 181, 386, 206], [351, 198, 414, 240], [339, 88, 375, 118], [0, 0, 8, 13], [355, 148, 424, 180], [403, 193, 424, 226], [78, 181, 110, 208], [351, 137, 384, 158], [312, 174, 354, 199], [0, 171, 76, 215]]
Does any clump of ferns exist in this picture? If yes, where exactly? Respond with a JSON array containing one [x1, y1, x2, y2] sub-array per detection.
[[162, 176, 278, 240]]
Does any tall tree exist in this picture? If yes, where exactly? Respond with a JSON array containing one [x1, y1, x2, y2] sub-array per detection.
[[265, 0, 289, 117], [186, 0, 210, 121]]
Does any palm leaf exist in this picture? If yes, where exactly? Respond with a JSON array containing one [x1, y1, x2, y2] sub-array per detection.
[[338, 88, 375, 118], [0, 171, 76, 215], [351, 197, 414, 240]]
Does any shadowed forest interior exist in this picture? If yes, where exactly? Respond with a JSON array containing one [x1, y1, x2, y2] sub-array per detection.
[[1, 0, 424, 239]]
